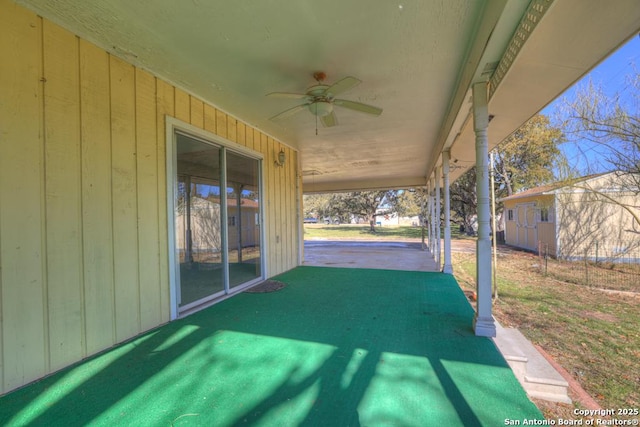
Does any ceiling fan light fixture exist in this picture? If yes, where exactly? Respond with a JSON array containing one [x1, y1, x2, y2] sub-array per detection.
[[308, 101, 333, 117]]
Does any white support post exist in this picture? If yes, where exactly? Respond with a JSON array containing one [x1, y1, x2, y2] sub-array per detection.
[[442, 151, 453, 274], [435, 165, 441, 270], [426, 179, 432, 252], [472, 81, 496, 337], [430, 177, 436, 256]]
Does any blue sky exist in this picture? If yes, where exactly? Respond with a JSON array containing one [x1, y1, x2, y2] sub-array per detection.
[[542, 34, 639, 174]]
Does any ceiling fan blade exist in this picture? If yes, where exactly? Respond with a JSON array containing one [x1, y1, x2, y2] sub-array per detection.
[[334, 99, 383, 116], [269, 103, 308, 121], [266, 92, 308, 99], [325, 76, 361, 97], [320, 111, 338, 128]]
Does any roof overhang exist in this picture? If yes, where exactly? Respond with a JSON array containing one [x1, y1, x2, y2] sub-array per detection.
[[16, 0, 640, 192]]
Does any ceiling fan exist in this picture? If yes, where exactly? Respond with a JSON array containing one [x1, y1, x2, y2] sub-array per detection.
[[266, 71, 383, 128]]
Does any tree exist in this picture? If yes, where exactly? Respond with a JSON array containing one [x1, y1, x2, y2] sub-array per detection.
[[395, 188, 428, 221], [556, 74, 640, 190], [304, 190, 400, 231], [554, 73, 640, 232], [449, 114, 564, 229], [329, 190, 397, 231], [303, 193, 333, 219], [493, 114, 563, 196], [449, 169, 478, 233]]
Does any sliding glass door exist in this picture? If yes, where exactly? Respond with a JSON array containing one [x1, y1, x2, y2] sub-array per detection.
[[226, 152, 262, 288], [173, 131, 262, 312]]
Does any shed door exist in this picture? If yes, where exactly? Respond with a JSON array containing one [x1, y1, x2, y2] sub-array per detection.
[[515, 203, 537, 251]]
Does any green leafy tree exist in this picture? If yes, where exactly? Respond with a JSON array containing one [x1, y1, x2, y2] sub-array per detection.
[[304, 190, 400, 231], [493, 114, 563, 196], [329, 191, 397, 231], [395, 188, 428, 221], [450, 114, 563, 229], [303, 193, 332, 219], [449, 169, 478, 232]]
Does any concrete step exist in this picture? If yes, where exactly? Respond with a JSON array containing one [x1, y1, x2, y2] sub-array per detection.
[[493, 323, 571, 404]]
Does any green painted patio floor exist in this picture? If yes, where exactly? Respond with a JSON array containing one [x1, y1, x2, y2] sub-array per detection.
[[0, 267, 543, 426]]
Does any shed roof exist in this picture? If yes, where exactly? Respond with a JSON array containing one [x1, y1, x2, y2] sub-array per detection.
[[498, 173, 612, 202]]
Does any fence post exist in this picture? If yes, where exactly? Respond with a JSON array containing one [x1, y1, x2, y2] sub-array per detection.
[[538, 241, 542, 273], [544, 243, 548, 275], [595, 241, 599, 264], [584, 248, 589, 287]]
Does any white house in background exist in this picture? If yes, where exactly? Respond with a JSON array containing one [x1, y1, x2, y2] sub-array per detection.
[[375, 210, 421, 227]]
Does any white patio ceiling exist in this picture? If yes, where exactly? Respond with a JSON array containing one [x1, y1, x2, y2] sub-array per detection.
[[18, 0, 640, 192]]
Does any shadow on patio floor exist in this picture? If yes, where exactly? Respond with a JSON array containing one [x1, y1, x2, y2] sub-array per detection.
[[0, 267, 542, 426]]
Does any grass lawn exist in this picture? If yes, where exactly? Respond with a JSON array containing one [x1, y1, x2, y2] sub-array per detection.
[[453, 250, 639, 417], [304, 225, 640, 418], [303, 224, 472, 241]]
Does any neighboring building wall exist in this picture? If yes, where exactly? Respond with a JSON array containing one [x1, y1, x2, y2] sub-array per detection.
[[0, 2, 299, 395], [537, 222, 557, 257], [556, 189, 640, 259], [503, 194, 555, 254]]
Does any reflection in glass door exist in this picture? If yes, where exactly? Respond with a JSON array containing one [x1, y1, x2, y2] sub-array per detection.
[[176, 135, 224, 309], [173, 131, 263, 313], [226, 152, 262, 288]]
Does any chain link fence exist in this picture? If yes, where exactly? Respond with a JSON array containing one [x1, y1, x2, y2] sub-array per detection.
[[537, 241, 640, 292]]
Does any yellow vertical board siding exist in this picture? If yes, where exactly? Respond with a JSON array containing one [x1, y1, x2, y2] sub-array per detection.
[[42, 21, 84, 371], [174, 88, 190, 123], [135, 69, 162, 331], [253, 129, 264, 154], [216, 110, 228, 139], [280, 144, 290, 269], [190, 96, 204, 129], [287, 148, 297, 267], [156, 80, 175, 324], [227, 117, 237, 143], [296, 151, 304, 263], [266, 137, 279, 273], [0, 2, 300, 394], [237, 122, 246, 147], [259, 133, 270, 274], [79, 40, 116, 355], [0, 5, 47, 391], [110, 56, 141, 342], [537, 223, 556, 256], [203, 104, 217, 134], [504, 216, 517, 246], [245, 125, 254, 151], [289, 149, 297, 266], [273, 138, 282, 273]]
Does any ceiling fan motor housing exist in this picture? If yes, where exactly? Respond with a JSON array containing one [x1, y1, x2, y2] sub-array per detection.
[[308, 101, 333, 117]]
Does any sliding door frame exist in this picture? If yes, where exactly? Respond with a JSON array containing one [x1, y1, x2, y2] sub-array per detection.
[[166, 117, 265, 320]]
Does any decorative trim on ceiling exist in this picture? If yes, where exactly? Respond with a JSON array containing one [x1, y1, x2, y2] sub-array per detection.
[[489, 0, 555, 99]]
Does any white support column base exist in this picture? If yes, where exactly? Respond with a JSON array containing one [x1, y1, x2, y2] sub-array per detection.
[[473, 315, 497, 337]]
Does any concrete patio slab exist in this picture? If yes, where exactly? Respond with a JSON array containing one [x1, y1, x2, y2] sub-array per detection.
[[304, 239, 439, 272]]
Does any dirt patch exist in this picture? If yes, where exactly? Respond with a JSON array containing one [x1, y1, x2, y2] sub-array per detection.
[[595, 288, 640, 298], [582, 311, 618, 322]]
